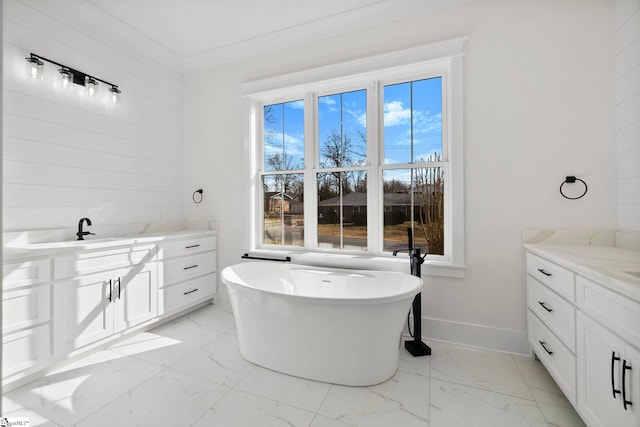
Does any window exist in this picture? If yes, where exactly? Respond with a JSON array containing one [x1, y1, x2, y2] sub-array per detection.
[[382, 78, 445, 255], [262, 100, 304, 246], [244, 38, 465, 271], [317, 89, 367, 250]]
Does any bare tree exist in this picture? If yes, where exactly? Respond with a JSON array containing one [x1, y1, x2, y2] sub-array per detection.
[[413, 153, 444, 255], [320, 129, 366, 195]]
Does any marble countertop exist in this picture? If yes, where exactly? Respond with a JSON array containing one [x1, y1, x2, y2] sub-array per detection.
[[3, 229, 217, 261], [523, 243, 640, 302]]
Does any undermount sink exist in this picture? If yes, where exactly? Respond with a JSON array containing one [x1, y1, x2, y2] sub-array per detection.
[[12, 237, 126, 250]]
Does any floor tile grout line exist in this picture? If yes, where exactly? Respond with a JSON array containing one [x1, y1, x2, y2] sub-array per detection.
[[314, 383, 335, 419], [515, 374, 555, 426]]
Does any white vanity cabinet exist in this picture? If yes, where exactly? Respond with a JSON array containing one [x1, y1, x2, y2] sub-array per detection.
[[576, 276, 640, 427], [2, 258, 53, 382], [157, 235, 217, 316], [53, 245, 157, 353], [525, 247, 640, 427], [3, 230, 217, 390], [525, 252, 578, 404]]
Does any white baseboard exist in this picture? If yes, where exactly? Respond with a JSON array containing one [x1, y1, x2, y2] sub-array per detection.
[[407, 316, 531, 356]]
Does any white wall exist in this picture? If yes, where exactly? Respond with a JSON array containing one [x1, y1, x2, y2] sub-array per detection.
[[2, 0, 185, 231], [616, 0, 640, 231], [185, 0, 617, 353]]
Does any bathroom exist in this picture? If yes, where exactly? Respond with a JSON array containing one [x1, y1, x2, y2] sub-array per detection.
[[1, 0, 639, 425]]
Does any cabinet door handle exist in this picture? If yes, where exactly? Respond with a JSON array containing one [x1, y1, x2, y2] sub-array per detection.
[[623, 359, 633, 410], [537, 268, 552, 277], [184, 264, 199, 270], [107, 279, 113, 302], [116, 277, 121, 300], [538, 301, 553, 312], [186, 244, 200, 249], [184, 288, 199, 295], [612, 352, 621, 398], [539, 341, 553, 356]]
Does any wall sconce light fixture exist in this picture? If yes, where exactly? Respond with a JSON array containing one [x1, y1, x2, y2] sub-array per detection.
[[25, 55, 44, 79], [25, 53, 121, 104]]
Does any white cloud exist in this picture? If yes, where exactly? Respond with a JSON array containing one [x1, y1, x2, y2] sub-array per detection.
[[413, 111, 442, 134], [384, 101, 411, 126], [319, 97, 337, 106], [288, 100, 304, 109], [264, 132, 304, 156]]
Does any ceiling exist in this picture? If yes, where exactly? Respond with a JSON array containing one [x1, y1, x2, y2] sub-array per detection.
[[84, 0, 470, 73]]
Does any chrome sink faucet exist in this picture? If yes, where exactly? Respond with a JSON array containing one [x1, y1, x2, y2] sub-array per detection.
[[76, 217, 95, 240]]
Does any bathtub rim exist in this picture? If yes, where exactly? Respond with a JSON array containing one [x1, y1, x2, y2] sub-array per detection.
[[221, 261, 423, 305]]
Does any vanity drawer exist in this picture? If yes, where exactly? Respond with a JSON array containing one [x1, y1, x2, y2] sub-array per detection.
[[526, 253, 575, 302], [528, 310, 577, 405], [3, 258, 51, 290], [577, 276, 640, 349], [55, 245, 155, 279], [527, 276, 576, 352], [3, 285, 51, 334], [158, 274, 216, 315], [160, 252, 217, 287], [158, 236, 216, 260]]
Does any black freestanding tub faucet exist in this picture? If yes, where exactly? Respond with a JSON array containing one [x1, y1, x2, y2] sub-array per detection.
[[393, 227, 432, 357], [76, 217, 95, 240]]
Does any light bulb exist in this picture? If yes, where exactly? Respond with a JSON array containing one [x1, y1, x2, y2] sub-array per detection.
[[58, 68, 73, 89], [85, 76, 98, 97], [109, 86, 121, 104], [25, 56, 43, 80]]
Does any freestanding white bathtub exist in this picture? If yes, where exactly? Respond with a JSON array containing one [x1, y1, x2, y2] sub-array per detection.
[[221, 261, 422, 386]]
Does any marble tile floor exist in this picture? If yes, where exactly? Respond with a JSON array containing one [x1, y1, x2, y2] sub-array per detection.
[[3, 304, 586, 426]]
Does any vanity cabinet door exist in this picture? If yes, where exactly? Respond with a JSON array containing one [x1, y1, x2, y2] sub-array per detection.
[[54, 271, 115, 352], [113, 264, 157, 332], [578, 312, 638, 427]]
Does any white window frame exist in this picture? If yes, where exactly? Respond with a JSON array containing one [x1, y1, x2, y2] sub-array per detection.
[[242, 38, 466, 277]]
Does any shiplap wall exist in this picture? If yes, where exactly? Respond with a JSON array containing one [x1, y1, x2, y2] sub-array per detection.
[[3, 0, 185, 231], [617, 0, 640, 231]]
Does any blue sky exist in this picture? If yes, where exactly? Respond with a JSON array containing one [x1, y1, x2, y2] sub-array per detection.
[[263, 76, 442, 175], [383, 77, 442, 165], [263, 100, 304, 171]]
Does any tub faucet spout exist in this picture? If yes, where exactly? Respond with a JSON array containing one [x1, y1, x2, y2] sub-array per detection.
[[76, 217, 95, 240]]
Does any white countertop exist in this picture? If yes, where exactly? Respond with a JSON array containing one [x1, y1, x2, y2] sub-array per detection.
[[3, 230, 217, 261], [523, 243, 640, 302]]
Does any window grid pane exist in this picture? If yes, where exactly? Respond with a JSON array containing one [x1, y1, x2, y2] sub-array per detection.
[[317, 171, 367, 251], [318, 90, 367, 169], [264, 100, 304, 172], [382, 166, 444, 255], [383, 77, 442, 165], [262, 174, 304, 247]]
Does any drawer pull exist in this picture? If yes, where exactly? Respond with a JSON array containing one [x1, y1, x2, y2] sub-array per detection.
[[116, 277, 121, 300], [538, 301, 553, 312], [537, 268, 552, 277], [186, 244, 201, 249], [184, 265, 199, 270], [623, 359, 633, 410], [539, 341, 553, 356], [107, 279, 112, 302], [184, 288, 199, 296], [612, 352, 621, 398]]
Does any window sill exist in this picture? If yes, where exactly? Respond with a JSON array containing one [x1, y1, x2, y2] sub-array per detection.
[[243, 249, 466, 279]]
